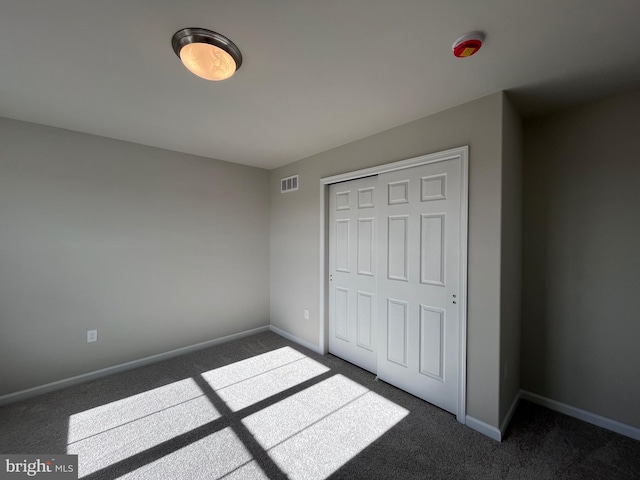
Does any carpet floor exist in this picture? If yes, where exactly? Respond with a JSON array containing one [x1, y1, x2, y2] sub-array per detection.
[[1, 331, 638, 479]]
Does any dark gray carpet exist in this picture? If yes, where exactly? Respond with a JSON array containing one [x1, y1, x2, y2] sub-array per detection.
[[1, 331, 638, 479]]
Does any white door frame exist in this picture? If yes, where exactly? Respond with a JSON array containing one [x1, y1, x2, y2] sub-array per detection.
[[319, 146, 469, 423]]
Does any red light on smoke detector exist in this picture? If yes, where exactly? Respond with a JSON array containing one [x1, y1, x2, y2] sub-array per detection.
[[452, 32, 485, 58]]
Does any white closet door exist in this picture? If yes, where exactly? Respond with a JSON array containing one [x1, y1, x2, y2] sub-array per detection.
[[329, 177, 378, 373], [377, 158, 462, 414]]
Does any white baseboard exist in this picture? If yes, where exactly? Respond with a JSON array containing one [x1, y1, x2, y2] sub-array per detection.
[[465, 390, 521, 442], [520, 390, 640, 441], [0, 326, 270, 407], [269, 325, 323, 355], [466, 415, 502, 442], [500, 390, 522, 438]]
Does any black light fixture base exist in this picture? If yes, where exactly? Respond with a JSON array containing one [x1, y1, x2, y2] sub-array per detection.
[[171, 28, 243, 71]]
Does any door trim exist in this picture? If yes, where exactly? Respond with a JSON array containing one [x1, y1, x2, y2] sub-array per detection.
[[319, 146, 469, 423]]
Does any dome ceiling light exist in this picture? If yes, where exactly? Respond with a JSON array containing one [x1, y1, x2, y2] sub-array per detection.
[[171, 28, 243, 81]]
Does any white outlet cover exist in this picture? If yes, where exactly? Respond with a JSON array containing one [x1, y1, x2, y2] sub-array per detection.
[[304, 309, 310, 320], [87, 330, 98, 343]]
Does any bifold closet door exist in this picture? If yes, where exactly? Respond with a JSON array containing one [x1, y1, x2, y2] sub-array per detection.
[[376, 158, 462, 414], [328, 176, 378, 373]]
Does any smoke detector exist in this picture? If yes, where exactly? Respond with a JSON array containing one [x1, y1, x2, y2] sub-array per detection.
[[452, 31, 485, 58]]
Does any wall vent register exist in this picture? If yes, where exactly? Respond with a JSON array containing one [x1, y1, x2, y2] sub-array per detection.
[[281, 175, 299, 193]]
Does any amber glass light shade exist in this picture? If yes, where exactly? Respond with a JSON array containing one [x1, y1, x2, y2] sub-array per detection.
[[172, 28, 242, 81], [179, 43, 236, 81]]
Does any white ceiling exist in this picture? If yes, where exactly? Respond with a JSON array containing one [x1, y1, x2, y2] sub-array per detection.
[[1, 1, 640, 170]]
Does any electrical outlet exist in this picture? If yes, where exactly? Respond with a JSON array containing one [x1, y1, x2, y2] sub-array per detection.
[[304, 309, 310, 320], [87, 329, 98, 343]]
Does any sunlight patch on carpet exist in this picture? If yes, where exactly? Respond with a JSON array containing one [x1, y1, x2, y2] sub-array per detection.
[[201, 347, 329, 411], [115, 427, 267, 480], [67, 379, 219, 478], [243, 374, 409, 479], [201, 347, 306, 390], [66, 349, 405, 479], [68, 378, 207, 443]]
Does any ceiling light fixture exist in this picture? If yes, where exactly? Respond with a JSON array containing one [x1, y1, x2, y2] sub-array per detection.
[[171, 28, 243, 81]]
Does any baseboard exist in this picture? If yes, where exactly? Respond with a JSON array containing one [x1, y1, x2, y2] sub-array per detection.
[[0, 326, 270, 407], [269, 325, 323, 355], [520, 390, 640, 441], [499, 390, 522, 438], [465, 415, 502, 442]]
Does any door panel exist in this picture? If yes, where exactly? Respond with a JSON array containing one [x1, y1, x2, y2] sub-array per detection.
[[419, 305, 444, 380], [387, 215, 409, 281], [386, 298, 408, 366], [420, 214, 445, 285], [335, 219, 350, 272], [357, 219, 375, 276], [356, 292, 374, 350], [329, 177, 378, 373], [377, 158, 461, 414]]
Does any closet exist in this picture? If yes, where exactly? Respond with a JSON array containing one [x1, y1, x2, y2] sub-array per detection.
[[328, 149, 466, 415]]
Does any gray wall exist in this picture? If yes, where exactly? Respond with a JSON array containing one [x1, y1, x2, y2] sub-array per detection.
[[271, 93, 507, 427], [522, 89, 640, 428], [0, 118, 270, 396], [499, 95, 523, 423]]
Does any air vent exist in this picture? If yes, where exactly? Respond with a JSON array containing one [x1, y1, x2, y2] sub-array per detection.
[[281, 174, 299, 193]]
